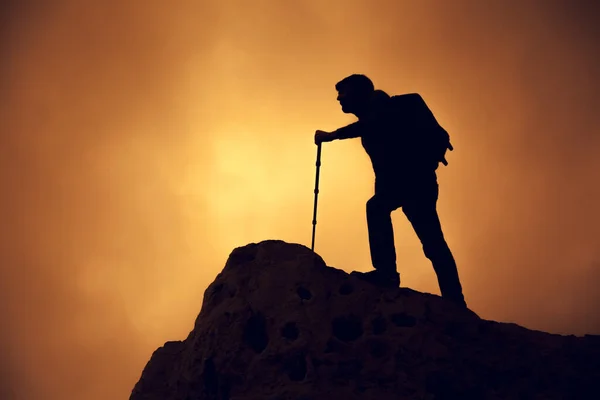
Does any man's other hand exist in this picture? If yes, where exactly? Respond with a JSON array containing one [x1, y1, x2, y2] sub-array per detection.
[[314, 130, 335, 145]]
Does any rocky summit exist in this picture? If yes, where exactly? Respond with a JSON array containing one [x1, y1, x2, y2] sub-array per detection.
[[130, 240, 599, 400]]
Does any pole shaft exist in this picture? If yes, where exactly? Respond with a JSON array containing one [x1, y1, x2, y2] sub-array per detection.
[[311, 143, 322, 251]]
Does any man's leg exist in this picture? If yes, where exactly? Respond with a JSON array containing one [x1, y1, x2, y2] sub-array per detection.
[[365, 193, 401, 274], [402, 195, 466, 307], [351, 193, 401, 288]]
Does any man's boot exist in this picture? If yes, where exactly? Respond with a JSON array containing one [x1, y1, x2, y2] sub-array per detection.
[[350, 269, 400, 289]]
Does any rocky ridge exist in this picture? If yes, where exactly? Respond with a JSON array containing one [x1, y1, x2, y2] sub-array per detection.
[[131, 240, 600, 400]]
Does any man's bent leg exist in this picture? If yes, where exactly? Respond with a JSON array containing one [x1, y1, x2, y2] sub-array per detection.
[[366, 194, 400, 273], [402, 198, 466, 307]]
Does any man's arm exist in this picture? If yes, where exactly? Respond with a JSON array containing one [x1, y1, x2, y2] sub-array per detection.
[[315, 121, 364, 144], [331, 121, 363, 140]]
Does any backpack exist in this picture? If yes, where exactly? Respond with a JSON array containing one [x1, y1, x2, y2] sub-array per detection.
[[388, 93, 453, 168]]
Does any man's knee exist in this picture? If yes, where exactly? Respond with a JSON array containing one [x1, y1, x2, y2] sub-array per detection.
[[367, 194, 397, 215], [422, 237, 451, 261], [409, 214, 450, 261], [366, 196, 382, 214]]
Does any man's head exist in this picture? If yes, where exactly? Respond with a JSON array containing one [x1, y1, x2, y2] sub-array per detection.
[[335, 74, 375, 117]]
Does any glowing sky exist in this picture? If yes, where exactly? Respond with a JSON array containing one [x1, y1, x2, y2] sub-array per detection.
[[1, 1, 599, 399]]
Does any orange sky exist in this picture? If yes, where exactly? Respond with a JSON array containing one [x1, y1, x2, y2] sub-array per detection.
[[1, 1, 599, 399]]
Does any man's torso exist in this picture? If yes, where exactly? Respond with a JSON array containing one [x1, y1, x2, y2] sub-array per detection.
[[359, 94, 439, 193]]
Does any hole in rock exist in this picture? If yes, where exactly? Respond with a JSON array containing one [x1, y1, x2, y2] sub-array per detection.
[[332, 315, 363, 342], [390, 312, 417, 327], [371, 316, 387, 334], [297, 286, 312, 300], [338, 282, 353, 295], [242, 312, 269, 353], [203, 357, 218, 395], [281, 322, 299, 340], [284, 353, 307, 381]]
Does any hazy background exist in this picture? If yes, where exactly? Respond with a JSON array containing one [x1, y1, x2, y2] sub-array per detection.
[[1, 0, 598, 398]]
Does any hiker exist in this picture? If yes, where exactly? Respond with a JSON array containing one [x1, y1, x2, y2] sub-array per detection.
[[314, 74, 466, 308]]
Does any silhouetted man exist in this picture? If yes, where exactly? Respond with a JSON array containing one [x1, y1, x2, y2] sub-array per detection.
[[315, 74, 466, 308]]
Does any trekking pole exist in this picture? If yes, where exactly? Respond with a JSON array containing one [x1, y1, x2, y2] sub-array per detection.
[[311, 142, 322, 251]]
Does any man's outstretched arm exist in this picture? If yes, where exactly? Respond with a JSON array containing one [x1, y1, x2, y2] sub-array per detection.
[[332, 121, 363, 139], [315, 121, 363, 144]]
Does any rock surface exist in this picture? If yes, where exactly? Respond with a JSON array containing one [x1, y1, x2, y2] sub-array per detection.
[[130, 240, 600, 400]]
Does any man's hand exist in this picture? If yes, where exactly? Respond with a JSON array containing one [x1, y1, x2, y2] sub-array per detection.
[[314, 130, 336, 145]]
